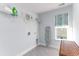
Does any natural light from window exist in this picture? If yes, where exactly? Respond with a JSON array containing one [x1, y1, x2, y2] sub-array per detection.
[[55, 13, 73, 41]]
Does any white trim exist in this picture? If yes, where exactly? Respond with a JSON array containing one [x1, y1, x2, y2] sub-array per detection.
[[49, 45, 60, 51], [55, 26, 69, 28], [38, 42, 60, 51], [17, 45, 37, 56], [38, 42, 46, 46], [74, 40, 79, 46]]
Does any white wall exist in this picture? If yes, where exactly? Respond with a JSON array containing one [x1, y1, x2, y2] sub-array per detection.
[[73, 4, 79, 46], [38, 5, 73, 49], [0, 4, 38, 56]]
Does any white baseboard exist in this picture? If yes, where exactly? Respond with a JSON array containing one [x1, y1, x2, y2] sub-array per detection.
[[49, 45, 59, 50], [17, 45, 37, 56], [38, 42, 46, 46], [74, 40, 79, 46], [39, 42, 60, 51]]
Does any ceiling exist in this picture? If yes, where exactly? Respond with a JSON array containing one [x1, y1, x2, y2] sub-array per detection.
[[0, 3, 72, 14], [15, 3, 72, 14]]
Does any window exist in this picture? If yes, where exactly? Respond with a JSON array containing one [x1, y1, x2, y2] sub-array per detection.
[[55, 13, 68, 26], [55, 13, 68, 40]]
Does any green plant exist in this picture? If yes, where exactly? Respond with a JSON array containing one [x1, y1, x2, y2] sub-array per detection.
[[12, 7, 17, 16]]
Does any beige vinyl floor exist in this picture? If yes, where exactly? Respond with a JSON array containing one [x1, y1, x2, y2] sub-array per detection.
[[23, 45, 59, 56]]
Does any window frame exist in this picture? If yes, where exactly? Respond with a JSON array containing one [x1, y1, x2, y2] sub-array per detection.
[[55, 26, 68, 40], [55, 13, 69, 40]]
